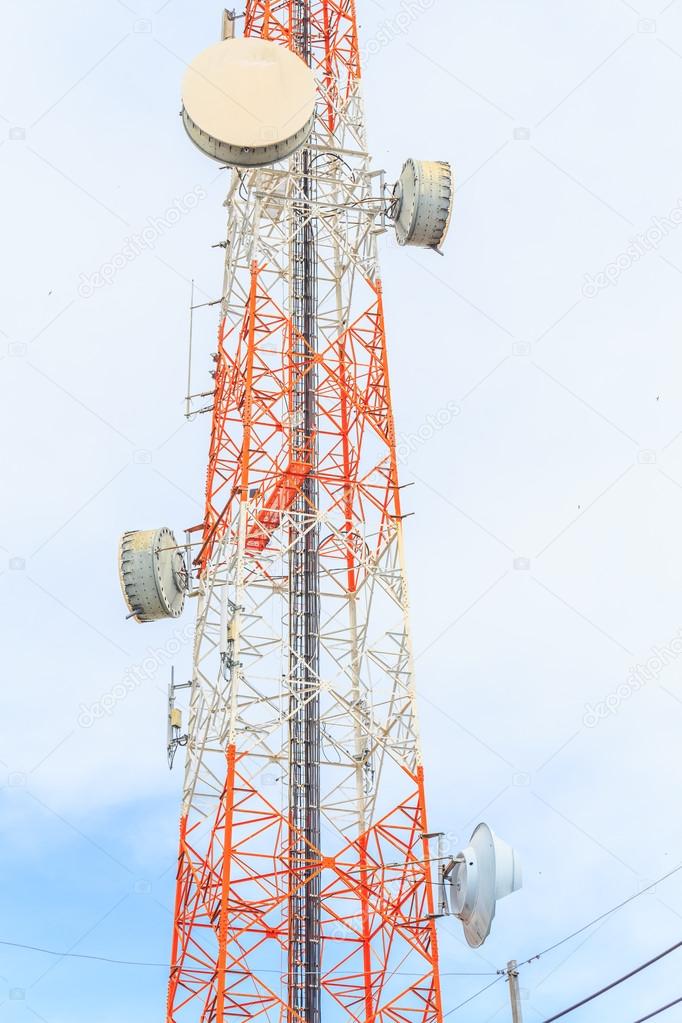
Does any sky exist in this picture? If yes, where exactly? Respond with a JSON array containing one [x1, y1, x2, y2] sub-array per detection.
[[2, 0, 682, 1021]]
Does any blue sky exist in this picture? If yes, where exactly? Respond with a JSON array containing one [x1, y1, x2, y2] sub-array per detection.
[[3, 0, 682, 1021]]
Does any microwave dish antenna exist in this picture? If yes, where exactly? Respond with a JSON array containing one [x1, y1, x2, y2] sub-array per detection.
[[181, 37, 317, 167], [119, 527, 188, 623], [390, 158, 453, 249], [442, 823, 522, 948]]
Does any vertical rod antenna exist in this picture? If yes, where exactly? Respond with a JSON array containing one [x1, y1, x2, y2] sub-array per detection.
[[185, 279, 195, 419]]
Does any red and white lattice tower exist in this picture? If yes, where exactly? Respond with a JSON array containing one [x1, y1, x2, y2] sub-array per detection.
[[162, 5, 453, 1022]]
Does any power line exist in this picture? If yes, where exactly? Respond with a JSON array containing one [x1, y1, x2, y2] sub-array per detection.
[[442, 976, 503, 1018], [633, 995, 682, 1022], [0, 939, 495, 977], [539, 941, 682, 1022], [4, 861, 681, 1014], [516, 861, 682, 970], [0, 940, 167, 968], [447, 865, 682, 1020]]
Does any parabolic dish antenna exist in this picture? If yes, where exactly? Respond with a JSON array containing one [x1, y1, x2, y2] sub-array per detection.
[[447, 823, 522, 948], [119, 528, 188, 623], [391, 159, 453, 249], [181, 37, 317, 167]]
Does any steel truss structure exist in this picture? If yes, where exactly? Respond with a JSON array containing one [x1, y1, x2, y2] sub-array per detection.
[[167, 4, 444, 1022]]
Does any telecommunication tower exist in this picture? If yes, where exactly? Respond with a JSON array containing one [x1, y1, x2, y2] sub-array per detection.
[[118, 4, 519, 1022]]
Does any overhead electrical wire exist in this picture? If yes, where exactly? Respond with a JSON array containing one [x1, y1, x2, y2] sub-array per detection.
[[439, 863, 682, 1017], [632, 995, 682, 1022], [0, 940, 168, 968], [0, 939, 495, 977], [538, 941, 682, 1023], [442, 976, 504, 1018], [2, 860, 679, 1017], [515, 861, 682, 970]]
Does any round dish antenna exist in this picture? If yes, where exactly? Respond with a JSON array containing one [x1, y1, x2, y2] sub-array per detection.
[[444, 823, 521, 948], [181, 37, 317, 167], [119, 528, 188, 623], [390, 159, 453, 250]]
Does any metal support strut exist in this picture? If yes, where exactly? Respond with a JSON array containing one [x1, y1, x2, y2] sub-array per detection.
[[289, 4, 321, 1023]]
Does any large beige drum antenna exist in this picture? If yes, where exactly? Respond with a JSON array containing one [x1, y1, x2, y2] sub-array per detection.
[[390, 159, 454, 250], [181, 37, 317, 167]]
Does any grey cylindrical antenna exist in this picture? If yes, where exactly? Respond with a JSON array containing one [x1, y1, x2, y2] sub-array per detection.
[[119, 528, 188, 623], [221, 9, 237, 40]]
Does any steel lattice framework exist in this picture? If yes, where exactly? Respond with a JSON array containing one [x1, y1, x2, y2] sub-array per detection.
[[167, 4, 444, 1022]]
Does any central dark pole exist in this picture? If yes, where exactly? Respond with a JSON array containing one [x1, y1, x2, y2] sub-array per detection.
[[289, 4, 321, 1023]]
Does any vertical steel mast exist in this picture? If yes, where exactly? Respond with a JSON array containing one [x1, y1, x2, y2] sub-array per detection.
[[289, 3, 321, 1021], [166, 5, 445, 1023]]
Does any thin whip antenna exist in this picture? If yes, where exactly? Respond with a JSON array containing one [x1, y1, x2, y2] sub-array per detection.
[[185, 278, 194, 419]]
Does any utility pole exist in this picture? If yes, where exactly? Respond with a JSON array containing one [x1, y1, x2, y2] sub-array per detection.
[[507, 960, 524, 1023]]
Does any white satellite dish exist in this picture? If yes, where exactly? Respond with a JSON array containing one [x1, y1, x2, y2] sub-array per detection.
[[443, 823, 521, 948], [182, 37, 317, 167]]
